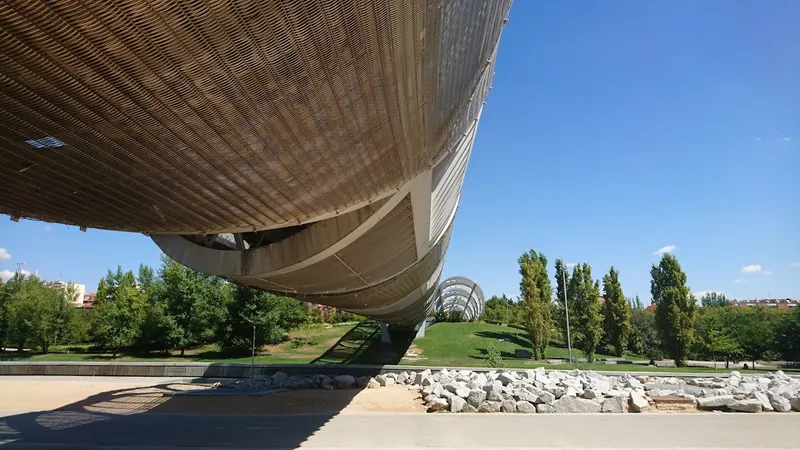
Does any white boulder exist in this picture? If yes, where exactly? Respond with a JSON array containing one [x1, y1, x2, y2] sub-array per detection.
[[728, 398, 761, 413], [752, 392, 774, 411], [602, 396, 627, 413], [478, 401, 502, 413], [467, 389, 487, 407], [629, 393, 649, 413], [516, 400, 536, 413], [553, 395, 602, 413], [697, 395, 735, 409], [536, 403, 556, 413], [448, 395, 466, 413]]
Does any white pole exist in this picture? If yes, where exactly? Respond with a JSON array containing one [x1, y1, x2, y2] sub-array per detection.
[[563, 264, 573, 364], [251, 324, 256, 380]]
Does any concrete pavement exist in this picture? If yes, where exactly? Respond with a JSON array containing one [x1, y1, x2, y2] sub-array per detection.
[[1, 411, 799, 449]]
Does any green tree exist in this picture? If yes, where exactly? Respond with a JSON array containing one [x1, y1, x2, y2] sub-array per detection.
[[651, 254, 696, 367], [485, 342, 505, 368], [627, 295, 644, 311], [775, 307, 800, 361], [435, 308, 465, 322], [136, 294, 173, 351], [553, 259, 569, 340], [136, 264, 156, 295], [695, 307, 740, 368], [2, 275, 76, 353], [628, 308, 662, 361], [700, 292, 729, 307], [0, 273, 21, 350], [68, 308, 94, 345], [92, 269, 146, 356], [518, 250, 552, 360], [265, 294, 307, 331], [481, 295, 513, 324], [729, 307, 777, 366], [4, 274, 37, 351], [134, 263, 172, 351], [24, 282, 76, 353], [303, 303, 324, 325], [569, 263, 602, 362], [158, 257, 229, 356], [219, 285, 286, 353], [601, 267, 631, 357]]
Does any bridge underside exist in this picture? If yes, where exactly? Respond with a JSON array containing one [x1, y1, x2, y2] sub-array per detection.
[[0, 0, 511, 326]]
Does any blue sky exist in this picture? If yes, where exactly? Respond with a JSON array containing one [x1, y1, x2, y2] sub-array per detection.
[[1, 1, 798, 302]]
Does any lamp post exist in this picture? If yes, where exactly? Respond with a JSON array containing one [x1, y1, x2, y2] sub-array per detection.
[[563, 263, 573, 364], [251, 323, 256, 380]]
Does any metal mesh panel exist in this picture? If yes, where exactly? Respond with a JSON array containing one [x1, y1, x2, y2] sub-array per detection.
[[0, 0, 511, 234]]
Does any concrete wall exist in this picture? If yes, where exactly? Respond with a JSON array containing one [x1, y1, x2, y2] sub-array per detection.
[[0, 361, 746, 379]]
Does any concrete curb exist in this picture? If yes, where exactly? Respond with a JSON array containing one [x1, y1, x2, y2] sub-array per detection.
[[2, 361, 793, 379]]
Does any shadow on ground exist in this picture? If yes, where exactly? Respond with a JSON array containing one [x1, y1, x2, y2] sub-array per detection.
[[0, 323, 421, 447], [473, 330, 530, 348], [0, 376, 391, 448], [311, 322, 415, 365]]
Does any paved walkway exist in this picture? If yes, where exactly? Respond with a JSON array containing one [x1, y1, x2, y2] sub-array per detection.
[[2, 376, 799, 448], [1, 411, 799, 449]]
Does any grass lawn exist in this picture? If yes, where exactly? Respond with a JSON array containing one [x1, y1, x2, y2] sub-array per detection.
[[2, 321, 797, 376], [403, 322, 641, 367], [0, 324, 353, 364], [402, 322, 796, 374]]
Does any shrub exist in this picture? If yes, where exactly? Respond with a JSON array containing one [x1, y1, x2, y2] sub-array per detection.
[[435, 309, 465, 323], [485, 342, 505, 368], [290, 336, 321, 348]]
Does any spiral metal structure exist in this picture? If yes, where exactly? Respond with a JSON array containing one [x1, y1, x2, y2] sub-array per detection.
[[434, 276, 485, 321], [0, 0, 511, 327]]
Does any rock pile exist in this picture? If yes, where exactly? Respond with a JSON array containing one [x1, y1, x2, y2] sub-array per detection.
[[212, 368, 800, 414], [373, 368, 800, 414]]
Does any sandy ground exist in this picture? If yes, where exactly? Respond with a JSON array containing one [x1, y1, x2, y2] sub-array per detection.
[[0, 377, 425, 415], [156, 387, 426, 414]]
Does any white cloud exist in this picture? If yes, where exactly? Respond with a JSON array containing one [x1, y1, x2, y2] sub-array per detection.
[[565, 262, 578, 268], [741, 264, 771, 275], [0, 268, 30, 281], [43, 225, 52, 232], [784, 137, 791, 141], [734, 279, 747, 284], [653, 245, 677, 255], [789, 262, 800, 268], [693, 290, 725, 298], [0, 248, 10, 261]]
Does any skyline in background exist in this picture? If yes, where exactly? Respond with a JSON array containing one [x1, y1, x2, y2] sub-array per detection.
[[2, 1, 798, 301]]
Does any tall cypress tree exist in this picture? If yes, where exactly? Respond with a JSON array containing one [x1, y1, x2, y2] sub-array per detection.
[[553, 258, 569, 340], [570, 263, 602, 362], [601, 267, 631, 357], [651, 254, 696, 367], [518, 250, 552, 360]]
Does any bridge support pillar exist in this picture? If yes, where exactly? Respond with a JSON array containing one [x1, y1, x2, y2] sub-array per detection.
[[380, 323, 392, 344], [415, 319, 427, 338]]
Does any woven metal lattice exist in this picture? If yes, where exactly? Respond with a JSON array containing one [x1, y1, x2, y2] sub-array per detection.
[[0, 0, 511, 234]]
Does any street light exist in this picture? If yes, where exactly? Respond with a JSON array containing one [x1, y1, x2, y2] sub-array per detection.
[[562, 262, 573, 364], [251, 323, 256, 380]]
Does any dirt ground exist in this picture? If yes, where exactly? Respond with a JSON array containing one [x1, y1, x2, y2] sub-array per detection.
[[0, 377, 426, 415], [157, 387, 426, 414]]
